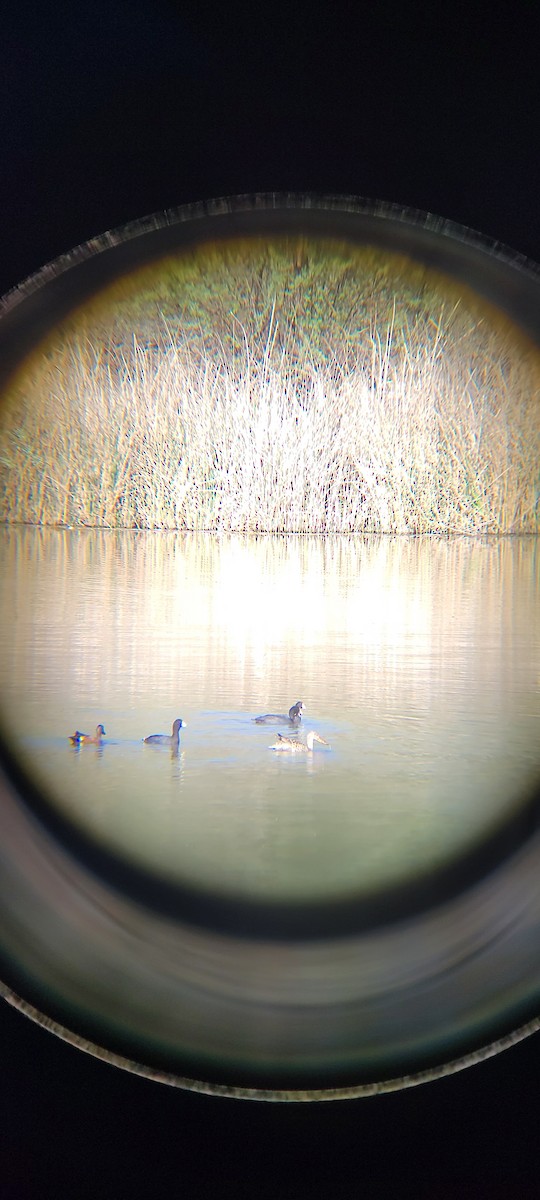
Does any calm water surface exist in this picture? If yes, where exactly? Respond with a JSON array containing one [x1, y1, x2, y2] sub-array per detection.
[[0, 529, 538, 903]]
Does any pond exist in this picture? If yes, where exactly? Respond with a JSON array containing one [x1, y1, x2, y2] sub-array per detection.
[[0, 528, 538, 909]]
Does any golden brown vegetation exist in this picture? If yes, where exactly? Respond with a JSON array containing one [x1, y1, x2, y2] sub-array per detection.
[[1, 240, 538, 532]]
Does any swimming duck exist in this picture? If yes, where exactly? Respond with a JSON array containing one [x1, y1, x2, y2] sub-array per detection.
[[143, 718, 186, 747], [255, 701, 305, 725], [69, 724, 106, 746], [269, 730, 329, 753]]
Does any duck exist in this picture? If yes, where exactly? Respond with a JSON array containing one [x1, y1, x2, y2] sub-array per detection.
[[69, 724, 106, 746], [254, 701, 305, 725], [269, 730, 329, 753], [143, 718, 186, 747]]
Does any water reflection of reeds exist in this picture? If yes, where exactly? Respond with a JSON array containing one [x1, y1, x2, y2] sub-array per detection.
[[0, 528, 538, 719]]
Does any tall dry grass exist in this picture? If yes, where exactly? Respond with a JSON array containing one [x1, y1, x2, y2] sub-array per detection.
[[1, 255, 539, 533]]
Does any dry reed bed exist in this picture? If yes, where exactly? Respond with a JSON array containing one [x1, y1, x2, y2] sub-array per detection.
[[1, 291, 539, 533]]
